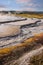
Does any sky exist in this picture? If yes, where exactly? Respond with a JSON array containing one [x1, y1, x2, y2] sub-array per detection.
[[0, 0, 43, 11]]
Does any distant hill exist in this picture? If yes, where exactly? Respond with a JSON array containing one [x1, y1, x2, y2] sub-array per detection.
[[0, 11, 43, 14]]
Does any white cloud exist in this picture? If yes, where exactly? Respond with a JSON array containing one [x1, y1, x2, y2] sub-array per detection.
[[20, 7, 37, 11], [0, 7, 11, 11], [16, 0, 31, 3]]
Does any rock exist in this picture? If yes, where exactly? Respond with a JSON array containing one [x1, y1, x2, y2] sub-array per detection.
[[0, 24, 20, 37]]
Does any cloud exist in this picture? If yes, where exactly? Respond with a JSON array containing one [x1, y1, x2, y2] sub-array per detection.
[[15, 0, 43, 11], [0, 5, 10, 11], [20, 7, 37, 11], [16, 0, 31, 3], [0, 4, 6, 11], [0, 0, 42, 11], [0, 5, 6, 11], [0, 5, 6, 8], [16, 0, 38, 11]]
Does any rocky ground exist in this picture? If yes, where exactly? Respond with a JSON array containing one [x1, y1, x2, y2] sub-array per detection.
[[0, 18, 43, 48], [0, 15, 43, 65]]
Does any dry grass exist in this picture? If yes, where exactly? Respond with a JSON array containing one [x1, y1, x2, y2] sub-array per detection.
[[0, 33, 43, 65], [0, 33, 43, 57], [30, 52, 43, 65], [15, 14, 43, 18]]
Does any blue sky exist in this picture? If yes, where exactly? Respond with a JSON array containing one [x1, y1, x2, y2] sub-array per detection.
[[0, 0, 43, 11]]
